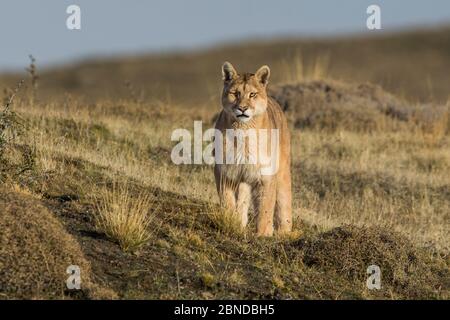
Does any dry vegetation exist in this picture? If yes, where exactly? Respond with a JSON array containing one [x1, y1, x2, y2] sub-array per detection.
[[0, 28, 449, 299], [94, 183, 154, 252]]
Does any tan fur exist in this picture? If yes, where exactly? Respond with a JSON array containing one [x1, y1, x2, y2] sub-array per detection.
[[214, 62, 292, 236]]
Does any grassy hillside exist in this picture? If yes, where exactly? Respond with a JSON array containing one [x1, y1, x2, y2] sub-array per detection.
[[0, 28, 449, 299], [0, 187, 116, 299]]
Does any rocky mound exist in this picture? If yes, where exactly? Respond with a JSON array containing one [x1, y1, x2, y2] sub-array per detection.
[[270, 81, 448, 132], [295, 225, 449, 299]]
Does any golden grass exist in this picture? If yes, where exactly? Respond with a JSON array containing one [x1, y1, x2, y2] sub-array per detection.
[[2, 93, 448, 298], [94, 183, 154, 252], [280, 52, 330, 83], [208, 206, 245, 238], [291, 129, 450, 251]]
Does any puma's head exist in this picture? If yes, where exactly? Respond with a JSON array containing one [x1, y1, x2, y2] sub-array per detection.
[[221, 62, 270, 123]]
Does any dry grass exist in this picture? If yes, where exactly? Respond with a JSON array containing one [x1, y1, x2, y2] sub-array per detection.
[[94, 183, 154, 252], [207, 206, 245, 238], [10, 79, 449, 255], [297, 225, 448, 298], [280, 52, 330, 83], [0, 187, 116, 299], [2, 83, 448, 298]]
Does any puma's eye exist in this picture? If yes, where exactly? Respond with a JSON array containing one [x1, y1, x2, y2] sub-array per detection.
[[230, 91, 240, 98], [249, 92, 257, 98]]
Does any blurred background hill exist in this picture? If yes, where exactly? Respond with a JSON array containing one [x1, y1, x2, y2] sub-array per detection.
[[1, 27, 450, 105]]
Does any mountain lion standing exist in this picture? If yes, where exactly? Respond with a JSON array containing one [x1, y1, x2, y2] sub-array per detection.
[[214, 62, 292, 236]]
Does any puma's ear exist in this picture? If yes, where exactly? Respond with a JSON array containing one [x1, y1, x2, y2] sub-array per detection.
[[255, 65, 270, 86], [222, 61, 237, 82]]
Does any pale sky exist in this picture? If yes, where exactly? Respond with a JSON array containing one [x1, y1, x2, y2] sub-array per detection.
[[0, 0, 449, 71]]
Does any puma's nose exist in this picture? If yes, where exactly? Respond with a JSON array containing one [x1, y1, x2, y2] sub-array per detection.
[[237, 106, 248, 112]]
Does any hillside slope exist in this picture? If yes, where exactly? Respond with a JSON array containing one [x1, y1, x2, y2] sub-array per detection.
[[0, 187, 115, 299]]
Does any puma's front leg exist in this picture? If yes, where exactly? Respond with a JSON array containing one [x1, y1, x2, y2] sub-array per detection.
[[220, 185, 236, 211], [254, 178, 277, 237], [236, 182, 251, 227], [275, 166, 293, 234], [215, 166, 236, 211]]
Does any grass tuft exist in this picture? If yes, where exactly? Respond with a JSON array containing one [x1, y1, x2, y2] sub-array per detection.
[[200, 272, 216, 289], [0, 80, 36, 183], [208, 207, 245, 238], [280, 51, 330, 83], [94, 183, 154, 252]]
